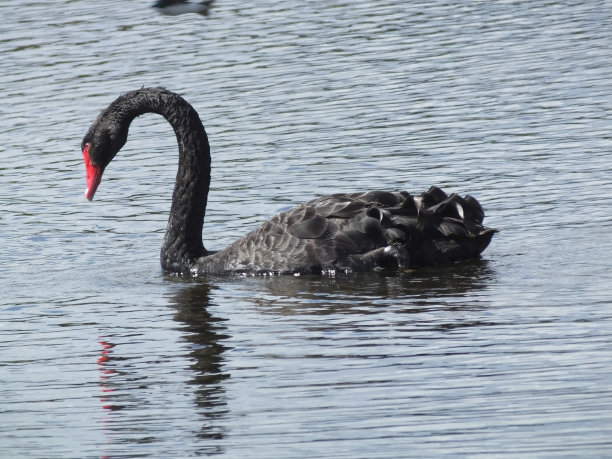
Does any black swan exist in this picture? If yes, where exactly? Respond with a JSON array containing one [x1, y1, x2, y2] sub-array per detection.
[[81, 87, 496, 276]]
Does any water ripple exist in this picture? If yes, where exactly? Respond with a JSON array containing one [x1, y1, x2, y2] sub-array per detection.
[[2, 0, 612, 457]]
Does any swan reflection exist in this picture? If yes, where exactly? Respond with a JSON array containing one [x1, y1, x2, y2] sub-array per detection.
[[94, 281, 230, 455], [169, 281, 230, 445]]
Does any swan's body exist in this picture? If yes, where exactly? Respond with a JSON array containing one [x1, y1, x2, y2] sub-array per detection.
[[81, 88, 496, 276]]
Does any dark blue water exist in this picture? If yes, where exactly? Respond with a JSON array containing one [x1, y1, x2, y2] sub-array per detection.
[[1, 0, 611, 457]]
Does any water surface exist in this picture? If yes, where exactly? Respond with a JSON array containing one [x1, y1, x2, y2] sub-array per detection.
[[1, 0, 611, 457]]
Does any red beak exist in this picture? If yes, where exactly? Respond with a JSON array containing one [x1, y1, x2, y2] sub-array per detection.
[[83, 144, 104, 201]]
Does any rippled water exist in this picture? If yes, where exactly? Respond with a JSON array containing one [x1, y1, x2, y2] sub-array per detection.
[[2, 0, 612, 457]]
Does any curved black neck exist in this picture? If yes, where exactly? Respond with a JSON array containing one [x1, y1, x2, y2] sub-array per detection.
[[111, 88, 211, 274]]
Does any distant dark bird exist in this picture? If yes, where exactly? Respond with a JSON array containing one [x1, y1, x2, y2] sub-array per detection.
[[81, 88, 497, 276], [152, 0, 215, 16]]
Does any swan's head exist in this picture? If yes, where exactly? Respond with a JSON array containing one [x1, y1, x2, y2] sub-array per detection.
[[81, 110, 129, 201]]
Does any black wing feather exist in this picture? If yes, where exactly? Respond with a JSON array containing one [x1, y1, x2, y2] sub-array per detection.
[[201, 188, 497, 274]]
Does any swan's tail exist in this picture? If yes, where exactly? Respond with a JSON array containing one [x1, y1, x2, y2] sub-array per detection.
[[306, 186, 497, 271], [392, 186, 498, 266]]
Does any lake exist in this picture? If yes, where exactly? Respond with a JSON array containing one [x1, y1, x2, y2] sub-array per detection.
[[1, 0, 611, 457]]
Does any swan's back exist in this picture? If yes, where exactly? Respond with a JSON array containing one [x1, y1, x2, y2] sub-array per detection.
[[198, 186, 496, 275]]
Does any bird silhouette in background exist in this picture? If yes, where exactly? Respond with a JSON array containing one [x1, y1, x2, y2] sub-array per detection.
[[153, 0, 215, 16]]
